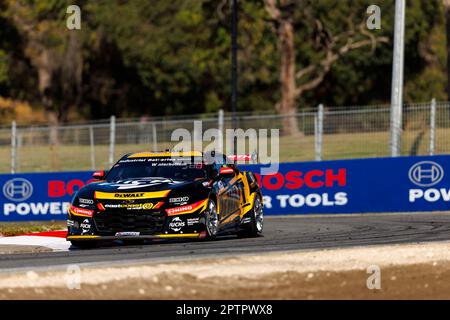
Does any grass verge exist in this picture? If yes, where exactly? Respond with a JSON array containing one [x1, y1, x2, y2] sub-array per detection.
[[1, 128, 449, 173], [0, 221, 66, 237]]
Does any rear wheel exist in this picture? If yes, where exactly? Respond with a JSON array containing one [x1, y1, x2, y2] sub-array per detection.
[[204, 200, 218, 240], [70, 240, 98, 249], [238, 196, 263, 238]]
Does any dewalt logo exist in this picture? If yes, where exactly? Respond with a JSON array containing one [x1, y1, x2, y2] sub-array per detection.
[[94, 190, 170, 200], [114, 193, 144, 199]]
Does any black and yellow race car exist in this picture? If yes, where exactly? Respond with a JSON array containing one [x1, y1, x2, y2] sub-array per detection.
[[66, 151, 263, 248]]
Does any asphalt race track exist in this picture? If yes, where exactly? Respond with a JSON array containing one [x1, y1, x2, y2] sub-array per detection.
[[1, 212, 450, 270]]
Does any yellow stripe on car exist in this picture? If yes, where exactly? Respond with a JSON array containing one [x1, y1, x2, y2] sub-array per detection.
[[156, 233, 200, 238], [241, 192, 257, 216], [67, 235, 100, 239], [221, 210, 241, 224], [94, 190, 170, 200]]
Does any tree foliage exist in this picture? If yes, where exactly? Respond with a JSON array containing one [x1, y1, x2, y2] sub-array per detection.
[[0, 0, 447, 124]]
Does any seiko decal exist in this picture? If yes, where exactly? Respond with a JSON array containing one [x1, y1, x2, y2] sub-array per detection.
[[79, 198, 94, 204], [169, 196, 190, 203]]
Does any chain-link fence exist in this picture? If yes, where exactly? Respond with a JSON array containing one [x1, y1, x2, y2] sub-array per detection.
[[314, 101, 450, 160], [1, 101, 449, 173]]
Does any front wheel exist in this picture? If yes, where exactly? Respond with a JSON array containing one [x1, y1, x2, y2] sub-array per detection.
[[239, 196, 263, 238], [204, 199, 218, 240]]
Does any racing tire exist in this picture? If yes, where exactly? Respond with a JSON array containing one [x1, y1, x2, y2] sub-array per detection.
[[204, 199, 219, 240], [238, 196, 263, 238], [70, 240, 98, 249]]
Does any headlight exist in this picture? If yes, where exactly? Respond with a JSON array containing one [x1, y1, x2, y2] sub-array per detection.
[[69, 205, 94, 217]]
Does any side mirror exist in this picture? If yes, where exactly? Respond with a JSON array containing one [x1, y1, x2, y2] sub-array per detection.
[[219, 166, 235, 177], [92, 170, 107, 180]]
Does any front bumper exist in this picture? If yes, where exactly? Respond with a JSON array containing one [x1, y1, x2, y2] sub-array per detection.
[[67, 199, 209, 240]]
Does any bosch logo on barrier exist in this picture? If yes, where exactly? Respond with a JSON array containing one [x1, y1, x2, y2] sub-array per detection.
[[48, 179, 92, 197], [1, 177, 93, 219], [3, 178, 33, 201], [408, 161, 444, 187], [253, 169, 348, 210], [254, 169, 347, 191], [1, 155, 450, 222], [408, 161, 449, 204]]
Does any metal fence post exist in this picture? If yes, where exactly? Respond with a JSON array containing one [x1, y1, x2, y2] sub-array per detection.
[[193, 120, 203, 152], [109, 115, 116, 167], [389, 0, 406, 157], [11, 121, 16, 174], [315, 104, 324, 161], [218, 109, 224, 153], [314, 115, 318, 158], [430, 98, 436, 156], [152, 122, 157, 152], [89, 125, 96, 170]]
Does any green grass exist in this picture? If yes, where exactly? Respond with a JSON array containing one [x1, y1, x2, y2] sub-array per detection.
[[0, 128, 449, 173], [0, 221, 66, 236]]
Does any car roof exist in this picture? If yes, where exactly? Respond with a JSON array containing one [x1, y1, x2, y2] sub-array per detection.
[[126, 151, 203, 158], [122, 151, 229, 165]]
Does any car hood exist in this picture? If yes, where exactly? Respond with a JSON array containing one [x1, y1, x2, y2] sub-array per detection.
[[78, 177, 207, 198]]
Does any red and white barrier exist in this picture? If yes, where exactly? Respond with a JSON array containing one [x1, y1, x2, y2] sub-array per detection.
[[0, 230, 70, 251]]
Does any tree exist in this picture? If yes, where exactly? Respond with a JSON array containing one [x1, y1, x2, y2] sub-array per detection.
[[0, 0, 446, 125], [264, 0, 388, 135], [404, 1, 446, 103], [444, 0, 450, 101], [84, 0, 277, 117], [5, 0, 84, 143]]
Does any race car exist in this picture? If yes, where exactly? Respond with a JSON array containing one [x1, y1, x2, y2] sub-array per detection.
[[66, 151, 263, 248]]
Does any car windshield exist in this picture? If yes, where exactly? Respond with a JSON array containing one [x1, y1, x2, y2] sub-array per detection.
[[105, 157, 207, 181]]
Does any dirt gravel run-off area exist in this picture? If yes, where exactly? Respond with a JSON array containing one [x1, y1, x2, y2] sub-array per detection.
[[1, 241, 450, 299]]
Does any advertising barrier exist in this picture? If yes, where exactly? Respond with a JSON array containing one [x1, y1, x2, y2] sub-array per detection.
[[242, 155, 450, 215], [0, 155, 449, 221], [0, 172, 93, 221]]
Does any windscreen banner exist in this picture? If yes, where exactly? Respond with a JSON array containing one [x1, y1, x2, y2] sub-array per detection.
[[0, 155, 449, 221]]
